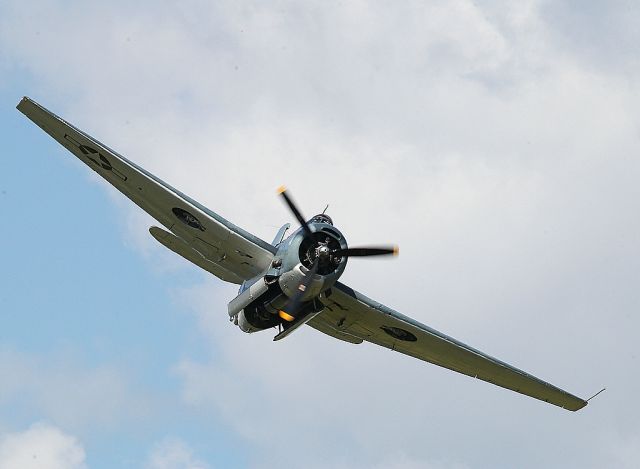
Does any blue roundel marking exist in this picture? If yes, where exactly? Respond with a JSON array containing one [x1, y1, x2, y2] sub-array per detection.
[[380, 325, 417, 342], [172, 207, 205, 231]]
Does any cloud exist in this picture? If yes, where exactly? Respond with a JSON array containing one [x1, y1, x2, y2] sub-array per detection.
[[609, 431, 640, 469], [145, 438, 210, 469], [539, 0, 640, 73], [0, 423, 86, 469], [2, 0, 640, 468], [0, 347, 147, 433]]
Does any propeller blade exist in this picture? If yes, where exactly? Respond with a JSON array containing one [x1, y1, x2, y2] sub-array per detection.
[[279, 258, 319, 321], [332, 246, 399, 258], [278, 186, 313, 238]]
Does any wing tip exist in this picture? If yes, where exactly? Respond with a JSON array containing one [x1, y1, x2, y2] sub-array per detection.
[[16, 96, 46, 119], [567, 386, 605, 411], [568, 399, 589, 412], [16, 95, 32, 112]]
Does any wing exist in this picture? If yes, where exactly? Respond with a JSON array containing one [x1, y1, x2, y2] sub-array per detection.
[[316, 282, 588, 411], [17, 97, 275, 283]]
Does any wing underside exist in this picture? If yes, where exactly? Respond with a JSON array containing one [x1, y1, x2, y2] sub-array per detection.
[[17, 97, 275, 283], [316, 282, 588, 411]]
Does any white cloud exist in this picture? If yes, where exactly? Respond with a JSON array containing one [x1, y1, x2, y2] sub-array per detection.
[[0, 347, 147, 432], [0, 423, 86, 469], [145, 438, 210, 469], [2, 0, 640, 468]]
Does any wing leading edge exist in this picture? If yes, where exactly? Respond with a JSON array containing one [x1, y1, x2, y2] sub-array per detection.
[[17, 97, 275, 283], [317, 282, 588, 411]]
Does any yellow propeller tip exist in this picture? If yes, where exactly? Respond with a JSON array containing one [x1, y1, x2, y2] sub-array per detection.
[[279, 310, 295, 322], [277, 185, 287, 194], [393, 246, 400, 256]]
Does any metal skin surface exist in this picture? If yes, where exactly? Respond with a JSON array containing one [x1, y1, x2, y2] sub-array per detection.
[[275, 222, 348, 300], [17, 96, 590, 412], [233, 221, 348, 334]]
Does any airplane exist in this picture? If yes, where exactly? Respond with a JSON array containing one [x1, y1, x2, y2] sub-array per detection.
[[17, 96, 590, 411]]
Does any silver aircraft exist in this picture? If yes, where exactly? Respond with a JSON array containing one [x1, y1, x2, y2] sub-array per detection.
[[18, 97, 589, 411]]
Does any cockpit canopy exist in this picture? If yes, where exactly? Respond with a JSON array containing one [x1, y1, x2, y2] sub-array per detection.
[[310, 214, 333, 225]]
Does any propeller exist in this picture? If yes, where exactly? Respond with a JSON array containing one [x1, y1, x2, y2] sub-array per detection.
[[331, 246, 398, 258], [278, 186, 313, 238], [277, 186, 398, 321]]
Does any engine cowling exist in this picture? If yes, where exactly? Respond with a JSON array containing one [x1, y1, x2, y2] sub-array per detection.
[[232, 220, 348, 333], [275, 220, 348, 294]]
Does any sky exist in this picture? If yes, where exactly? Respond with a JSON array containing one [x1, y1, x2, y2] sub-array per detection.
[[1, 0, 639, 468]]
